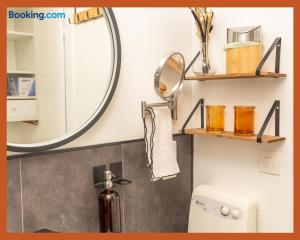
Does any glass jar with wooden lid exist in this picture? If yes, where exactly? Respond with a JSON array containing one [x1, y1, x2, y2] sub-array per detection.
[[206, 105, 225, 133], [234, 106, 255, 136]]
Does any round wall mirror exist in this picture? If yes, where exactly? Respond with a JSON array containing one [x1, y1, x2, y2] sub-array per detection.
[[154, 52, 185, 101], [7, 7, 121, 152]]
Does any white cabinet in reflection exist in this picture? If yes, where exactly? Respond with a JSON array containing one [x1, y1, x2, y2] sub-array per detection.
[[7, 8, 38, 124]]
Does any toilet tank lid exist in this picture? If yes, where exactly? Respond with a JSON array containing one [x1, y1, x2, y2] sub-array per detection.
[[192, 184, 258, 210]]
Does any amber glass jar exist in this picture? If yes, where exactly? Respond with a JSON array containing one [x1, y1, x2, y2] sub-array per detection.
[[206, 105, 225, 133], [234, 106, 255, 136]]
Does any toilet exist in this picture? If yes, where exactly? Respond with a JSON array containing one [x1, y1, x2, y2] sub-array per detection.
[[188, 184, 258, 233]]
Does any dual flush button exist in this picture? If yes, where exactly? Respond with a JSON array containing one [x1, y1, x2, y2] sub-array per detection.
[[194, 197, 241, 220], [220, 206, 240, 219]]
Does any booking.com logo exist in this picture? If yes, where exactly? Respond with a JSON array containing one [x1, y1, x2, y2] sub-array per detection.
[[8, 10, 66, 20]]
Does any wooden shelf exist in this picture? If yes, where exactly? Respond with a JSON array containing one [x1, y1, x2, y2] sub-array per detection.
[[185, 72, 286, 81], [7, 31, 34, 40], [7, 96, 37, 100], [7, 70, 35, 75], [184, 128, 285, 144]]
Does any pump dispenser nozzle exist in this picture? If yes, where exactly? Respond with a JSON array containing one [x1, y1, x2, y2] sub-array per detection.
[[104, 170, 113, 189]]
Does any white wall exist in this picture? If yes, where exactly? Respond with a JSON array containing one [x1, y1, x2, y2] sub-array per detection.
[[7, 8, 294, 233], [7, 8, 193, 153], [64, 8, 113, 131], [64, 7, 194, 148], [191, 8, 293, 232]]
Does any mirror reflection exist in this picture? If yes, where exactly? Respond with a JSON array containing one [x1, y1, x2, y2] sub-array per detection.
[[155, 53, 184, 100], [7, 7, 114, 145]]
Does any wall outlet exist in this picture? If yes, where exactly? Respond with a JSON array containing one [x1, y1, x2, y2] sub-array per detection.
[[258, 150, 280, 175]]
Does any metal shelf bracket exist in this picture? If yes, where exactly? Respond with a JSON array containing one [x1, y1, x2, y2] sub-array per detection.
[[181, 98, 204, 133], [256, 37, 281, 76], [257, 100, 280, 143], [184, 51, 201, 78]]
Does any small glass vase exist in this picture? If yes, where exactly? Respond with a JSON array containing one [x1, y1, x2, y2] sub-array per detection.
[[192, 42, 215, 76]]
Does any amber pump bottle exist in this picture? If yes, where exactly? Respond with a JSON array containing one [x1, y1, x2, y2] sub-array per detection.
[[98, 171, 121, 233]]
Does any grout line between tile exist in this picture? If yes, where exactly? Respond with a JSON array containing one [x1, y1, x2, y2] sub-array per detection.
[[121, 144, 125, 232], [19, 159, 24, 232], [191, 135, 194, 192]]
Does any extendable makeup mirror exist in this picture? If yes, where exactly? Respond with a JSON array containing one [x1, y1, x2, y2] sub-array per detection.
[[154, 52, 185, 101], [141, 52, 185, 120]]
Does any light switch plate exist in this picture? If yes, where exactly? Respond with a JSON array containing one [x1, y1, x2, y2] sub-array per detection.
[[258, 150, 280, 175]]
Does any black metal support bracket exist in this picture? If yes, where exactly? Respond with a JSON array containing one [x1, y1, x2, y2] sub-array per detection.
[[184, 51, 201, 78], [93, 162, 132, 188], [256, 37, 281, 76], [257, 100, 280, 143], [181, 98, 204, 134]]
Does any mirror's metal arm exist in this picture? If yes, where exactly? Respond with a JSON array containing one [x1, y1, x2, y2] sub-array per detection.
[[141, 100, 177, 120], [171, 98, 177, 120]]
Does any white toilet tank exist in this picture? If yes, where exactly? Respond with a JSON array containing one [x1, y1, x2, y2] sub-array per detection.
[[188, 184, 258, 233]]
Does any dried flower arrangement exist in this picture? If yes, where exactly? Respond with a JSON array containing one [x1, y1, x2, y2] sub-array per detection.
[[190, 7, 215, 75]]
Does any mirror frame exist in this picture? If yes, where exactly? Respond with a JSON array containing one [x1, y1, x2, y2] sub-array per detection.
[[7, 8, 121, 153], [154, 52, 185, 101]]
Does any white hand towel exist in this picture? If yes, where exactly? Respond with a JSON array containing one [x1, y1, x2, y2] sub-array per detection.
[[144, 107, 180, 181]]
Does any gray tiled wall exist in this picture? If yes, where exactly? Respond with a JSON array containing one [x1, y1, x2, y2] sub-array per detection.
[[7, 135, 192, 233]]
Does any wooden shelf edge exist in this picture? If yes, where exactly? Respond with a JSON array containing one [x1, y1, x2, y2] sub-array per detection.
[[7, 71, 35, 75], [7, 96, 37, 100], [185, 72, 287, 81], [7, 31, 34, 40], [7, 30, 34, 35], [184, 128, 286, 144]]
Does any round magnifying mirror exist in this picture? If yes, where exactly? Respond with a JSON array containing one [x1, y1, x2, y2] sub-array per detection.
[[154, 52, 185, 101]]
